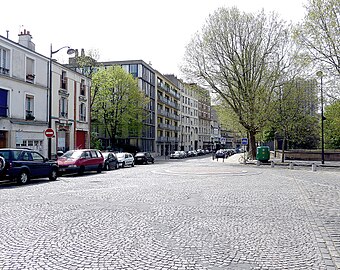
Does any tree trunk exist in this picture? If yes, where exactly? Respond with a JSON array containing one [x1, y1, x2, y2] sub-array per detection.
[[281, 136, 286, 163], [249, 131, 257, 160]]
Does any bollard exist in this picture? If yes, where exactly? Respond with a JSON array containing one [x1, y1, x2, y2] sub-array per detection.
[[312, 163, 317, 172], [271, 161, 275, 168], [289, 162, 294, 169], [256, 160, 261, 166]]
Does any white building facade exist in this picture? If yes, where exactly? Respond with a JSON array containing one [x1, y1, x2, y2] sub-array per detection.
[[0, 31, 49, 154], [0, 30, 91, 158]]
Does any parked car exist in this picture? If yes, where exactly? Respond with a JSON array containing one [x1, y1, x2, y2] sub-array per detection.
[[215, 149, 226, 159], [102, 152, 119, 171], [134, 152, 154, 165], [170, 151, 182, 159], [116, 152, 135, 168], [57, 149, 104, 175], [0, 148, 58, 185]]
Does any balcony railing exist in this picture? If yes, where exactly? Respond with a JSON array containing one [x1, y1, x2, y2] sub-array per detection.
[[26, 74, 35, 83], [60, 111, 68, 118], [0, 67, 9, 76], [25, 110, 35, 121]]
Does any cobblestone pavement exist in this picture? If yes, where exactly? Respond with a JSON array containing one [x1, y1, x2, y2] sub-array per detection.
[[0, 155, 339, 270]]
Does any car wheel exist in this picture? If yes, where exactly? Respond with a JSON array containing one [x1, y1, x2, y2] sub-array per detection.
[[122, 162, 125, 168], [17, 170, 30, 185], [49, 168, 58, 181], [151, 159, 154, 164], [97, 164, 102, 173], [144, 160, 147, 165], [0, 156, 5, 173], [131, 162, 134, 167], [78, 166, 85, 176], [105, 163, 110, 171]]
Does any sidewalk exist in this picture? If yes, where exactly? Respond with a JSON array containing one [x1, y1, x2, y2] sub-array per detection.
[[228, 153, 340, 169]]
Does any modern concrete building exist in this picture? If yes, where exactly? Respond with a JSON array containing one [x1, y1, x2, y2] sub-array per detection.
[[94, 60, 156, 153], [156, 73, 181, 156]]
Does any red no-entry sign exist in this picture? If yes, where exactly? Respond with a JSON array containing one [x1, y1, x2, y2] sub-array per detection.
[[44, 128, 55, 138]]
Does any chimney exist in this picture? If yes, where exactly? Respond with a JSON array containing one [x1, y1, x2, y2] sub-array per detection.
[[81, 48, 85, 57], [18, 29, 35, 51]]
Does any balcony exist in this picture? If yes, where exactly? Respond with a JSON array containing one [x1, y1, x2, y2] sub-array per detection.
[[60, 111, 68, 118], [25, 111, 35, 121], [26, 74, 35, 83], [0, 67, 9, 76]]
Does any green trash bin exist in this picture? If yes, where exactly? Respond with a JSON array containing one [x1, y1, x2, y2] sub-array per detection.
[[256, 146, 270, 162]]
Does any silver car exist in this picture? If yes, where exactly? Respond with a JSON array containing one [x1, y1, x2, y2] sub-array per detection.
[[116, 152, 135, 168]]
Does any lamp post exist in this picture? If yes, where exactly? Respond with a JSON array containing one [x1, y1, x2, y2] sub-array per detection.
[[316, 71, 325, 164], [48, 44, 75, 160]]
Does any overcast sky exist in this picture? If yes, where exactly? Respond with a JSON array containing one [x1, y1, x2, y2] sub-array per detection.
[[2, 0, 307, 77]]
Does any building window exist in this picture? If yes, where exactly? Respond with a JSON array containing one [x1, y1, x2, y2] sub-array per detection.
[[79, 103, 86, 121], [0, 89, 9, 117], [25, 95, 35, 120], [60, 71, 67, 90], [59, 97, 68, 118], [130, 64, 138, 77], [80, 79, 86, 96], [26, 57, 35, 83], [0, 47, 10, 75]]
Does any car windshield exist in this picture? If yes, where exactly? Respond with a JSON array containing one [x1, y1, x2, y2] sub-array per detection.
[[102, 152, 112, 158], [116, 153, 125, 158], [135, 153, 145, 157], [62, 150, 83, 159]]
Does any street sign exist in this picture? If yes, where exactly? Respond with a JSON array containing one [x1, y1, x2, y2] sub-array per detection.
[[220, 137, 226, 144], [241, 138, 248, 145], [44, 128, 55, 138]]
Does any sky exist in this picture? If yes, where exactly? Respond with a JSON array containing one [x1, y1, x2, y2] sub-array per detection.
[[2, 0, 308, 77]]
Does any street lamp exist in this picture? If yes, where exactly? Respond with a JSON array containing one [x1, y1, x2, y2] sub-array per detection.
[[48, 44, 75, 159], [316, 70, 325, 164]]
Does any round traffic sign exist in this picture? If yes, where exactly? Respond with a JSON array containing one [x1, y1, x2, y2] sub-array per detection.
[[44, 128, 55, 138]]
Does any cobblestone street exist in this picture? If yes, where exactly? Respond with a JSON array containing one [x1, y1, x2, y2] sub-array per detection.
[[0, 155, 339, 269]]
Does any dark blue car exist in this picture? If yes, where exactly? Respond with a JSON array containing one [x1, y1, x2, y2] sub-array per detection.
[[0, 148, 58, 185]]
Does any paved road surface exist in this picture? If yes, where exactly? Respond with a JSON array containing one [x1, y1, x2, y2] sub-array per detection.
[[0, 155, 339, 269]]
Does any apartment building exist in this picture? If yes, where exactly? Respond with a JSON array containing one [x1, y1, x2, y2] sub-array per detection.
[[195, 84, 213, 150], [0, 30, 91, 158], [156, 73, 181, 156], [166, 75, 199, 152], [51, 61, 91, 156], [97, 60, 156, 153], [0, 31, 50, 154], [67, 55, 215, 156]]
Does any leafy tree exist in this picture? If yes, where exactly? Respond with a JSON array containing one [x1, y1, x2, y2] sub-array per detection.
[[268, 78, 319, 161], [324, 100, 340, 148], [91, 66, 149, 148], [295, 0, 340, 75], [182, 7, 295, 159]]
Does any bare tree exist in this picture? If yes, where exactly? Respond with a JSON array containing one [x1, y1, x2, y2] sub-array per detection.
[[182, 7, 294, 158]]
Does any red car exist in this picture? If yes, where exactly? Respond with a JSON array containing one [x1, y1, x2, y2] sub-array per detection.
[[57, 149, 104, 175]]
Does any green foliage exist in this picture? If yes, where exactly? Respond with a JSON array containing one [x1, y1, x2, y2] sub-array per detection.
[[91, 66, 149, 145], [265, 78, 320, 150], [90, 132, 103, 150], [295, 0, 340, 75], [324, 100, 340, 148]]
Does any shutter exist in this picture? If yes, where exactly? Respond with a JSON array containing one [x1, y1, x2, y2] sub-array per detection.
[[0, 89, 8, 116]]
